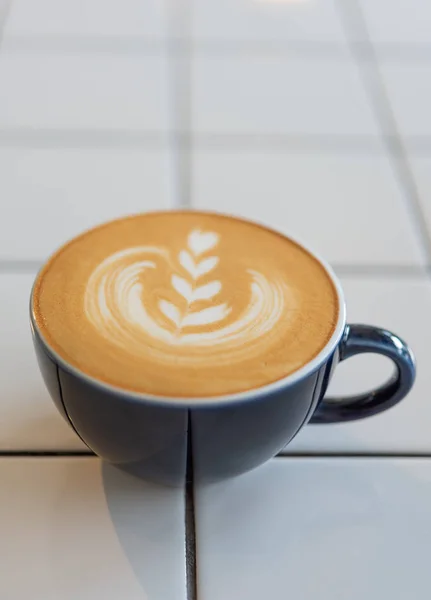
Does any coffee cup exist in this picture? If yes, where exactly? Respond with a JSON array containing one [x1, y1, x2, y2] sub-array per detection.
[[30, 211, 416, 484]]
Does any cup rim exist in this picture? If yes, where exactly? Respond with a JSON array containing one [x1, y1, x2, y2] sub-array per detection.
[[30, 209, 347, 408]]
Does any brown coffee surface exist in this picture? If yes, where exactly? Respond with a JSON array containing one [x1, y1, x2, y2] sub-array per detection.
[[33, 212, 339, 397]]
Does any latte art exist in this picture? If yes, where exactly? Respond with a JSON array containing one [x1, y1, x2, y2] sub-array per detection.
[[84, 229, 291, 367], [32, 212, 338, 397]]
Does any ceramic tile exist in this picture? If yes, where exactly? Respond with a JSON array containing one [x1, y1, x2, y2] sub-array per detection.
[[192, 0, 347, 44], [379, 63, 431, 137], [407, 156, 431, 240], [191, 148, 424, 266], [195, 458, 431, 600], [286, 276, 431, 454], [0, 457, 187, 600], [0, 274, 87, 450], [0, 50, 169, 132], [4, 0, 167, 38], [358, 0, 431, 44], [0, 147, 173, 260], [192, 54, 380, 136]]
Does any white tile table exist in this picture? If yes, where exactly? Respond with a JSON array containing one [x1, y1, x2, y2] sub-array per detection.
[[379, 63, 431, 139], [0, 0, 430, 598], [191, 148, 425, 266], [194, 458, 431, 600], [191, 0, 347, 44], [358, 0, 431, 45], [192, 53, 381, 136], [0, 48, 170, 133], [0, 457, 187, 600], [4, 0, 168, 38], [0, 147, 175, 261]]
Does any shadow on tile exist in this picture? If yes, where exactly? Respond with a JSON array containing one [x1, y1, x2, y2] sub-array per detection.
[[101, 462, 186, 600], [281, 425, 366, 455], [0, 409, 88, 451]]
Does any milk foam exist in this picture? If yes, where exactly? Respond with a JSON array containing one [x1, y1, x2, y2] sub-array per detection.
[[34, 213, 338, 397], [84, 229, 292, 366]]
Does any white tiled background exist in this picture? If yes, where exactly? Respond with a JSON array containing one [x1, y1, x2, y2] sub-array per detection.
[[1, 0, 431, 598]]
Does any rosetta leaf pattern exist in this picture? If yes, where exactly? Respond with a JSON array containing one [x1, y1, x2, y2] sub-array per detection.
[[171, 275, 193, 301], [158, 229, 230, 330], [159, 299, 181, 327]]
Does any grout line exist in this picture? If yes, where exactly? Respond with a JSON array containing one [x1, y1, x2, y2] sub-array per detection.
[[0, 450, 95, 457], [190, 133, 385, 153], [3, 34, 431, 61], [0, 129, 166, 148], [0, 36, 349, 56], [370, 44, 431, 63], [191, 39, 348, 56], [335, 0, 431, 264], [0, 260, 43, 273], [397, 138, 431, 155], [183, 3, 194, 210], [180, 133, 431, 155], [190, 40, 431, 61], [276, 452, 431, 460], [185, 411, 198, 600], [2, 35, 167, 54], [1, 450, 429, 461], [332, 264, 429, 278], [167, 0, 192, 207], [0, 260, 429, 278], [1, 129, 431, 154]]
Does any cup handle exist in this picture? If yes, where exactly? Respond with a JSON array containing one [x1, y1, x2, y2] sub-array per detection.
[[310, 324, 416, 424]]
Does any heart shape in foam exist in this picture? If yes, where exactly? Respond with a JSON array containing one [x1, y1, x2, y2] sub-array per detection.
[[187, 230, 218, 256]]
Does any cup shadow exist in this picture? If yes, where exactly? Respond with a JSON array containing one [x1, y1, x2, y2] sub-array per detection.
[[10, 411, 89, 451], [101, 462, 187, 599]]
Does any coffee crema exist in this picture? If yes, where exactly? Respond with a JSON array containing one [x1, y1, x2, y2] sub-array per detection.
[[32, 212, 339, 397]]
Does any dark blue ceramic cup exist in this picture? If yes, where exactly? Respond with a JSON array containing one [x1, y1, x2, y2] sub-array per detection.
[[30, 239, 416, 486]]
